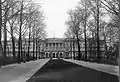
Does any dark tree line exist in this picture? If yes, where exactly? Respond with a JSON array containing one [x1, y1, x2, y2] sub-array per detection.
[[64, 0, 119, 64], [0, 0, 46, 65]]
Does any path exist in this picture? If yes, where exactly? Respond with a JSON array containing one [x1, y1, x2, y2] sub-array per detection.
[[27, 59, 119, 82], [0, 59, 49, 82]]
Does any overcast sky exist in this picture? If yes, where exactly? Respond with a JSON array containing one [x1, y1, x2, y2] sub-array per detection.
[[34, 0, 79, 38]]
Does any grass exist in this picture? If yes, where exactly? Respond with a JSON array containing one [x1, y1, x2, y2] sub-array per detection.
[[0, 57, 17, 66]]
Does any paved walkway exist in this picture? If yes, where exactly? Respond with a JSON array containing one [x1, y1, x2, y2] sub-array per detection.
[[0, 59, 49, 82], [27, 59, 118, 82], [63, 59, 119, 76]]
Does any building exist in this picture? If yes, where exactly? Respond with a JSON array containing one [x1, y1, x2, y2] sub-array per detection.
[[87, 38, 105, 60], [2, 38, 105, 59]]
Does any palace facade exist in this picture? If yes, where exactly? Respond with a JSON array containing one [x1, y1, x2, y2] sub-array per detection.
[[3, 38, 105, 59]]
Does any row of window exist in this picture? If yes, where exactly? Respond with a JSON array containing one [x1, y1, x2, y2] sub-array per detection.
[[46, 43, 63, 47]]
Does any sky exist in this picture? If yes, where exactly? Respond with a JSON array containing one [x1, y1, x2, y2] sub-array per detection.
[[34, 0, 79, 38]]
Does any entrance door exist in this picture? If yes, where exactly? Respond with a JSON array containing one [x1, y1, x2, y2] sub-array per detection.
[[53, 53, 55, 58], [46, 53, 48, 58], [60, 53, 62, 58]]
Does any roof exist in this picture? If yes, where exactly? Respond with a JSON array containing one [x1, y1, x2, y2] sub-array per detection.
[[45, 38, 64, 43]]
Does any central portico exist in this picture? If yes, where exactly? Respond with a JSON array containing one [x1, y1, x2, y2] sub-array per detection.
[[39, 38, 78, 59], [44, 38, 65, 58]]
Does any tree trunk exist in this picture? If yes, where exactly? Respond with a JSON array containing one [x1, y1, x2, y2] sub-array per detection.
[[84, 1, 87, 60], [27, 27, 31, 61], [73, 37, 75, 59], [118, 1, 120, 81], [18, 2, 23, 63], [33, 34, 35, 60], [10, 25, 16, 59], [18, 36, 21, 63], [96, 0, 100, 61], [0, 0, 2, 45], [11, 35, 16, 59], [3, 22, 7, 57], [20, 39, 23, 61], [118, 19, 120, 82], [38, 44, 41, 59], [3, 13, 7, 58], [23, 40, 26, 60], [36, 39, 37, 60], [0, 0, 3, 66], [70, 39, 72, 59], [84, 27, 87, 60], [84, 18, 87, 60], [76, 33, 81, 60]]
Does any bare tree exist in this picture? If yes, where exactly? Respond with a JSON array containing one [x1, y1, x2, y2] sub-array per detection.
[[7, 4, 18, 59], [0, 0, 46, 65], [84, 0, 105, 61], [64, 28, 75, 59], [77, 0, 91, 60], [0, 0, 3, 67], [66, 10, 84, 60], [24, 2, 46, 61], [2, 0, 23, 58], [11, 0, 32, 62], [101, 0, 120, 66]]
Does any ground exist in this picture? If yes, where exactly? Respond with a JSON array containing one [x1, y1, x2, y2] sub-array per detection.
[[0, 59, 49, 82], [26, 59, 119, 82]]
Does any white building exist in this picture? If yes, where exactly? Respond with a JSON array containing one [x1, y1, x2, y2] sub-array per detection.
[[3, 38, 105, 59]]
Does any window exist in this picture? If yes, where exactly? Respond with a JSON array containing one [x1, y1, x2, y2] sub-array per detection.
[[60, 43, 62, 46], [53, 43, 55, 46], [46, 43, 48, 47], [49, 43, 51, 46], [56, 43, 58, 46]]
